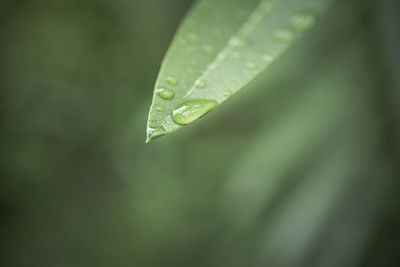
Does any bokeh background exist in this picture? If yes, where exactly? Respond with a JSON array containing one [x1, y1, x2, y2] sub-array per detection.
[[1, 0, 399, 266]]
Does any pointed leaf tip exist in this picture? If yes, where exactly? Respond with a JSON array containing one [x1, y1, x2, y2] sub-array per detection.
[[146, 0, 333, 139]]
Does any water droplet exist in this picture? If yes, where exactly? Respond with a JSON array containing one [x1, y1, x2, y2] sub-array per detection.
[[187, 32, 199, 42], [146, 125, 166, 142], [223, 90, 232, 97], [201, 44, 214, 55], [195, 79, 206, 88], [171, 99, 218, 125], [290, 11, 316, 32], [156, 87, 175, 100], [166, 76, 178, 85], [229, 37, 245, 48], [156, 106, 165, 112], [231, 81, 238, 86], [274, 29, 294, 42], [262, 54, 274, 64], [246, 62, 258, 70]]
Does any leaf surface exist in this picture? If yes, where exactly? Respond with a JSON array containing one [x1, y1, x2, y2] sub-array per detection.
[[146, 0, 332, 142]]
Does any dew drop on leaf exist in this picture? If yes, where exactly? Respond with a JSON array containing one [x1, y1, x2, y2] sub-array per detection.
[[229, 37, 246, 48], [262, 54, 275, 63], [195, 79, 207, 88], [290, 11, 316, 32], [223, 90, 232, 97], [166, 76, 178, 85], [156, 87, 175, 100], [274, 28, 294, 42], [246, 62, 258, 70], [171, 99, 218, 125]]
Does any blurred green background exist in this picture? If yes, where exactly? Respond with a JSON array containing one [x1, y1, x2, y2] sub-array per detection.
[[1, 0, 399, 266]]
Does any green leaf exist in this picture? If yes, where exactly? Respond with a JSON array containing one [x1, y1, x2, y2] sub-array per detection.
[[146, 0, 333, 142]]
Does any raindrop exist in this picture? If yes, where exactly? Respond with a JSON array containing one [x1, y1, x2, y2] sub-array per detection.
[[172, 99, 218, 125], [195, 79, 207, 88], [246, 62, 258, 70], [290, 11, 316, 32], [166, 76, 178, 85], [156, 87, 175, 100], [229, 37, 246, 48], [223, 90, 232, 97], [262, 54, 274, 64], [274, 29, 294, 42]]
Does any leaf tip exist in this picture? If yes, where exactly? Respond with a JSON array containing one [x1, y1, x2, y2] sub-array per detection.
[[145, 125, 168, 143]]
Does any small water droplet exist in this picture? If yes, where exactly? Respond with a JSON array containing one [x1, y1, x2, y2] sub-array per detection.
[[223, 90, 232, 97], [147, 125, 166, 141], [290, 11, 316, 32], [246, 62, 258, 70], [195, 79, 207, 88], [262, 54, 274, 64], [156, 107, 165, 112], [166, 76, 178, 85], [274, 29, 294, 42], [231, 81, 238, 86], [187, 32, 199, 43], [171, 99, 218, 125], [229, 37, 245, 48], [156, 87, 175, 100], [201, 44, 215, 55]]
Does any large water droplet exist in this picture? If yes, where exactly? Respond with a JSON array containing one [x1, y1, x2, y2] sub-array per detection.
[[166, 76, 178, 85], [274, 29, 294, 42], [290, 11, 316, 32], [172, 99, 218, 125], [156, 87, 175, 100], [195, 79, 207, 88]]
